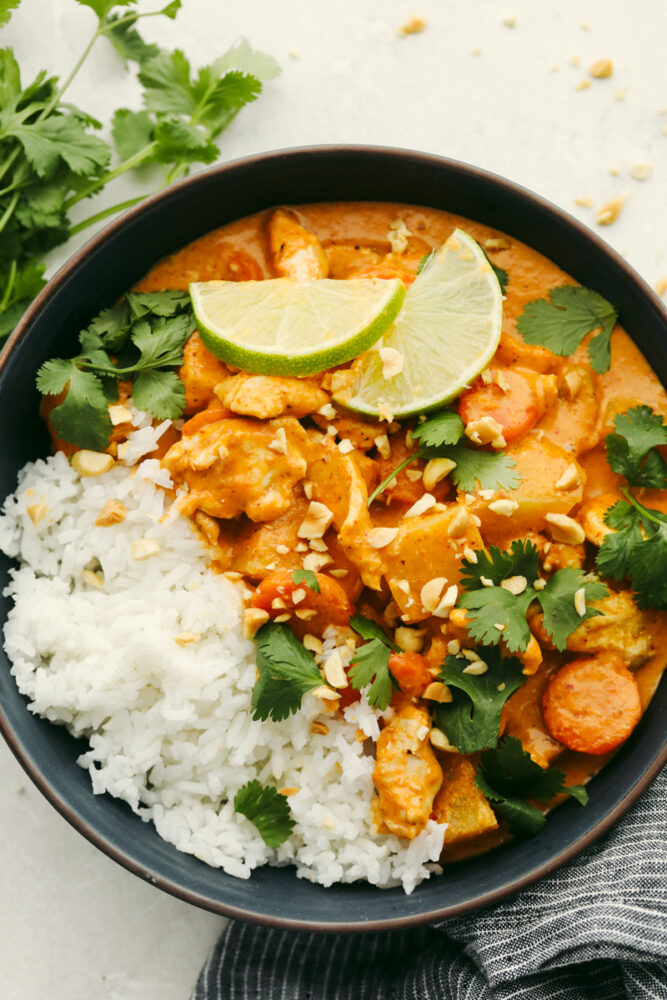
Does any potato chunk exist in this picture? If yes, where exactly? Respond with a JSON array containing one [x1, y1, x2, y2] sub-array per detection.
[[382, 504, 484, 623], [433, 755, 499, 846]]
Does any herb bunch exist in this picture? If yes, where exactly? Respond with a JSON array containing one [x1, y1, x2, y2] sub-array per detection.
[[0, 0, 279, 339]]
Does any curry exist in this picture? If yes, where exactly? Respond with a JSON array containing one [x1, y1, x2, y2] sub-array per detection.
[[49, 201, 667, 860]]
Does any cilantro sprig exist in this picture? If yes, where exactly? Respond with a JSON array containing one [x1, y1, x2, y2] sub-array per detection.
[[250, 622, 324, 723], [596, 407, 667, 610], [292, 569, 321, 593], [475, 736, 588, 836], [517, 284, 618, 374], [458, 540, 609, 652], [36, 290, 194, 450], [368, 408, 519, 505], [0, 1, 279, 340], [433, 647, 525, 753], [348, 614, 399, 710], [234, 779, 295, 847]]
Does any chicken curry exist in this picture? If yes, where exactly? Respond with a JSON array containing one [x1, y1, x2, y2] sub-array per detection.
[[46, 201, 667, 860]]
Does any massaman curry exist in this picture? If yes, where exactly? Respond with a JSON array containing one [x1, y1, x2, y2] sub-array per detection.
[[44, 202, 667, 860]]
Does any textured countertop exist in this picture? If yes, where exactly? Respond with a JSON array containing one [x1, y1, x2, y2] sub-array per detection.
[[1, 1, 666, 997]]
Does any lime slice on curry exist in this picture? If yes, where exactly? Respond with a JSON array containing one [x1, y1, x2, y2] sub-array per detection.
[[190, 277, 406, 377], [335, 228, 504, 418]]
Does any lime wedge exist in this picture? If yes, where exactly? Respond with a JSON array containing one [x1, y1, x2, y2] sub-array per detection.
[[190, 277, 406, 377], [336, 229, 503, 418]]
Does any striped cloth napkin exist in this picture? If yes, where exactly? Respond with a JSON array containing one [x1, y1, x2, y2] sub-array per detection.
[[192, 768, 666, 1000]]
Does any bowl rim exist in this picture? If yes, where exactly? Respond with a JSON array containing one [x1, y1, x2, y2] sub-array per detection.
[[1, 143, 666, 932]]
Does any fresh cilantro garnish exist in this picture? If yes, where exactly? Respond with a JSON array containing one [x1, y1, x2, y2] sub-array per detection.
[[433, 647, 525, 753], [481, 249, 508, 294], [250, 622, 323, 722], [349, 613, 399, 651], [233, 779, 295, 847], [292, 569, 320, 593], [475, 735, 588, 836], [368, 409, 519, 504], [458, 540, 608, 652], [0, 4, 279, 340], [517, 285, 618, 374], [595, 407, 667, 610], [36, 290, 194, 450], [348, 614, 399, 709]]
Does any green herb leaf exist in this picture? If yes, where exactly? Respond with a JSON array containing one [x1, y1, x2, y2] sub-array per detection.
[[111, 108, 154, 160], [0, 0, 21, 28], [411, 410, 464, 448], [292, 569, 320, 593], [517, 285, 618, 373], [537, 569, 608, 651], [349, 614, 398, 651], [251, 622, 323, 722], [214, 38, 281, 81], [433, 648, 525, 753], [605, 406, 667, 489], [434, 443, 520, 492], [233, 779, 295, 847], [475, 735, 588, 836], [103, 11, 161, 65], [348, 638, 397, 710], [43, 367, 113, 451], [459, 540, 608, 652]]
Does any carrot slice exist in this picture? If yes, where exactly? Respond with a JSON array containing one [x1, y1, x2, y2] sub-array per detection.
[[542, 654, 641, 755], [388, 651, 431, 698], [252, 569, 352, 631], [458, 368, 542, 443]]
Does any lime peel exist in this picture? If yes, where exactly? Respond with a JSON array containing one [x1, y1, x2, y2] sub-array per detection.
[[190, 277, 406, 377], [335, 229, 503, 418]]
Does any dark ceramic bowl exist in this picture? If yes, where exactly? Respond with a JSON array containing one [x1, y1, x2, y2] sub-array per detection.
[[1, 146, 666, 931]]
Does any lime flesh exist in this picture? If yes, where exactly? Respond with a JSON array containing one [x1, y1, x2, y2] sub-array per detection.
[[190, 277, 406, 377], [336, 229, 503, 418]]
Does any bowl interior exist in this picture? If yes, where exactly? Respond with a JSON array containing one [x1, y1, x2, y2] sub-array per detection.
[[1, 146, 666, 930]]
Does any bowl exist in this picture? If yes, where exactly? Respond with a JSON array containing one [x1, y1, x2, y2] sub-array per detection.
[[1, 145, 666, 931]]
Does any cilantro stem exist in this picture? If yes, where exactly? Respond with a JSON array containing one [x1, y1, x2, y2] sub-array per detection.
[[0, 260, 17, 313], [40, 29, 102, 122], [367, 452, 420, 506], [69, 194, 151, 236], [63, 142, 160, 210], [620, 485, 667, 528], [0, 191, 19, 236]]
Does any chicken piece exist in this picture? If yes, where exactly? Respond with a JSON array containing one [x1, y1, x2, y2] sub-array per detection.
[[372, 704, 443, 840], [381, 504, 484, 623], [541, 541, 586, 572], [310, 411, 385, 452], [433, 756, 499, 847], [325, 243, 383, 278], [494, 331, 558, 374], [179, 331, 230, 415], [305, 433, 384, 589], [268, 208, 329, 281], [531, 589, 654, 669], [215, 373, 329, 419], [162, 417, 308, 522]]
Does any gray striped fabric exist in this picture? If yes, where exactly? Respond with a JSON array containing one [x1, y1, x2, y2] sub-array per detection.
[[192, 768, 667, 1000]]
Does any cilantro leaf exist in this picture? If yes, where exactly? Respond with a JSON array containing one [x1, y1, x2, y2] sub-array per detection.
[[538, 570, 608, 651], [411, 410, 464, 448], [131, 369, 185, 419], [0, 0, 21, 28], [475, 736, 588, 836], [348, 638, 397, 710], [233, 780, 295, 847], [292, 569, 320, 593], [605, 406, 667, 489], [459, 540, 608, 652], [435, 444, 520, 492], [251, 622, 323, 722], [112, 108, 154, 160], [10, 115, 111, 178], [517, 285, 618, 374], [482, 249, 508, 294], [433, 648, 525, 753], [350, 614, 398, 652], [213, 38, 281, 82], [43, 367, 113, 450], [103, 12, 161, 66]]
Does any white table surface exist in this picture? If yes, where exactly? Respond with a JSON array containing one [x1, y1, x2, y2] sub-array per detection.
[[1, 1, 666, 997]]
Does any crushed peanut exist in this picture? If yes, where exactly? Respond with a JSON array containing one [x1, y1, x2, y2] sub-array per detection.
[[574, 587, 587, 617], [298, 501, 334, 539], [462, 661, 488, 675], [465, 416, 506, 449], [423, 457, 456, 491], [397, 16, 427, 36], [500, 575, 528, 596], [310, 721, 330, 736], [303, 634, 323, 654], [423, 681, 453, 704], [590, 58, 613, 78], [242, 607, 270, 638], [71, 450, 115, 477], [108, 403, 133, 425], [394, 626, 426, 652], [596, 195, 627, 226], [488, 498, 519, 517], [555, 463, 582, 491], [130, 538, 160, 560], [404, 493, 436, 518], [82, 569, 104, 589], [95, 499, 127, 527], [366, 526, 399, 549], [26, 503, 49, 524], [174, 632, 201, 646], [545, 512, 586, 545], [429, 728, 458, 751], [323, 649, 348, 689], [420, 577, 447, 613], [303, 552, 333, 572], [374, 434, 391, 459]]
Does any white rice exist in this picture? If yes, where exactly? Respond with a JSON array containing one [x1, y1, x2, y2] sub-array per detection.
[[0, 421, 446, 892]]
